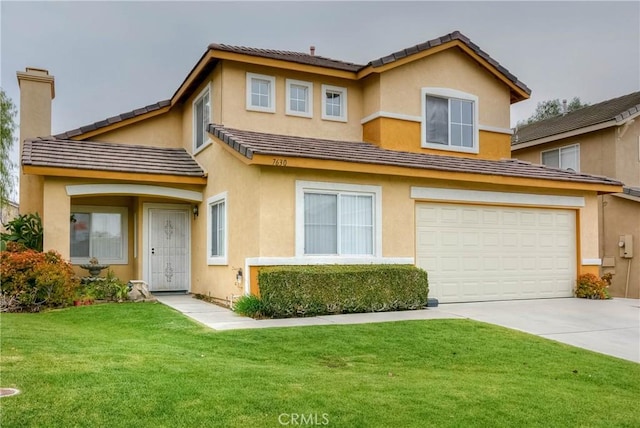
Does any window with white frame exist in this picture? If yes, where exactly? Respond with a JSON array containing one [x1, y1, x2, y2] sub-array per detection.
[[193, 85, 210, 152], [207, 192, 227, 265], [246, 73, 275, 113], [541, 144, 580, 171], [70, 206, 128, 264], [286, 79, 313, 117], [296, 181, 381, 257], [421, 88, 478, 152], [321, 84, 347, 121]]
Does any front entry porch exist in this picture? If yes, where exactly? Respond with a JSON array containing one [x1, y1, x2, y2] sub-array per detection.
[[44, 182, 203, 291]]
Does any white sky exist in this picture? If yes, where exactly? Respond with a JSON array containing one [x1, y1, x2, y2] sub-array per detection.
[[1, 1, 639, 179]]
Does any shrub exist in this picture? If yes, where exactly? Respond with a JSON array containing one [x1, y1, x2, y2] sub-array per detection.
[[258, 265, 429, 318], [575, 273, 611, 300], [1, 242, 80, 312], [233, 295, 264, 318], [1, 212, 43, 251], [81, 269, 130, 302]]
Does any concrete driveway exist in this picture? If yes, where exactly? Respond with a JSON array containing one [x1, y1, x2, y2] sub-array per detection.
[[435, 298, 640, 363]]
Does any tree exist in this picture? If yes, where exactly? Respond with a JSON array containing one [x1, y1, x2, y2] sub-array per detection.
[[520, 97, 589, 126], [0, 88, 17, 207]]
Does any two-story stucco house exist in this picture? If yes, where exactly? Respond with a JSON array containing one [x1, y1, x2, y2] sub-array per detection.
[[18, 31, 622, 304], [512, 92, 639, 298]]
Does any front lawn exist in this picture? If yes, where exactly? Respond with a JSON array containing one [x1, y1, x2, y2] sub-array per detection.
[[1, 303, 638, 427]]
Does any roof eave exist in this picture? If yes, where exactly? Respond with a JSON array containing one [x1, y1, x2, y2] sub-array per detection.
[[511, 119, 618, 151], [208, 130, 621, 194], [22, 164, 207, 185], [357, 39, 530, 103]]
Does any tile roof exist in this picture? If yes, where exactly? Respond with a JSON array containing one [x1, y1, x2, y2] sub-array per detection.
[[208, 44, 364, 72], [210, 31, 530, 95], [208, 125, 621, 187], [22, 137, 206, 177], [512, 92, 640, 146], [367, 30, 531, 96], [53, 100, 171, 140], [52, 31, 529, 141], [623, 186, 640, 198]]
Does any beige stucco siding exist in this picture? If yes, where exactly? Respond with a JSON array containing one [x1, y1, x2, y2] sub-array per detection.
[[216, 61, 363, 141], [378, 49, 511, 129], [616, 119, 640, 187], [236, 166, 600, 286], [513, 123, 640, 188], [362, 75, 381, 119], [600, 194, 639, 298], [190, 142, 261, 299], [91, 108, 184, 149]]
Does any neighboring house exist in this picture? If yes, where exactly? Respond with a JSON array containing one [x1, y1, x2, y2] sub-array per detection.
[[512, 92, 640, 298], [17, 31, 622, 304], [0, 201, 20, 233]]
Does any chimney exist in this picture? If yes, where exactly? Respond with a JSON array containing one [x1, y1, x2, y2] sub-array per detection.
[[16, 67, 55, 215], [310, 46, 316, 56], [562, 99, 568, 115]]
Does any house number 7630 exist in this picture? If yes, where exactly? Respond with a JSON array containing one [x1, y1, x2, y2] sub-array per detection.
[[272, 158, 288, 167]]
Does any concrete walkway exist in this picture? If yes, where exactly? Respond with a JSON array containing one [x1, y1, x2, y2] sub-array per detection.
[[154, 294, 640, 363]]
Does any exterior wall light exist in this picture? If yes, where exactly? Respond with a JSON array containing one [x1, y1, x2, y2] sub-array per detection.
[[193, 205, 199, 219]]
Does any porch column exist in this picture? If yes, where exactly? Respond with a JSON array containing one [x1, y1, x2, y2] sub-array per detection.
[[42, 180, 70, 259], [579, 193, 602, 276]]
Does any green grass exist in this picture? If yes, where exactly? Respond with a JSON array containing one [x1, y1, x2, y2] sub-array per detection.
[[1, 303, 639, 428]]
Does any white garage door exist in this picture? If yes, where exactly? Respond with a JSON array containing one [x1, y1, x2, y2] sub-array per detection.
[[416, 203, 576, 303]]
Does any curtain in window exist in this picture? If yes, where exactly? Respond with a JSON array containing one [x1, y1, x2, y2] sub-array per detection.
[[426, 96, 448, 145], [70, 213, 91, 257], [304, 194, 337, 254], [210, 202, 225, 257], [560, 145, 579, 171], [340, 195, 373, 255], [542, 150, 560, 168], [325, 92, 342, 117], [202, 92, 210, 144], [195, 92, 209, 148], [90, 213, 122, 259]]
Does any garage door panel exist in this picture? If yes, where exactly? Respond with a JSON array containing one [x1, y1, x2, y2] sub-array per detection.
[[416, 203, 576, 303]]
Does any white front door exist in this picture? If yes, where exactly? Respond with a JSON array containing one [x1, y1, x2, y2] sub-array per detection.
[[148, 207, 190, 291]]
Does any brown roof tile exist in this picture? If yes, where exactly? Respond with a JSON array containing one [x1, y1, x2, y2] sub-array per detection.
[[624, 186, 640, 198], [53, 100, 171, 140], [22, 137, 206, 178], [208, 125, 621, 186], [367, 31, 531, 96], [208, 43, 364, 72], [53, 31, 529, 141], [512, 92, 640, 146]]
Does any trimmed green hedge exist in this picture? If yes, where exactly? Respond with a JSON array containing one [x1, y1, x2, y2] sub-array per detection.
[[258, 264, 428, 318]]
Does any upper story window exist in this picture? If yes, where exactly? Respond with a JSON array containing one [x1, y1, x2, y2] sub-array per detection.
[[542, 144, 580, 171], [193, 85, 211, 152], [286, 79, 313, 118], [421, 88, 478, 154], [321, 84, 347, 122], [70, 205, 128, 265], [246, 73, 275, 113]]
